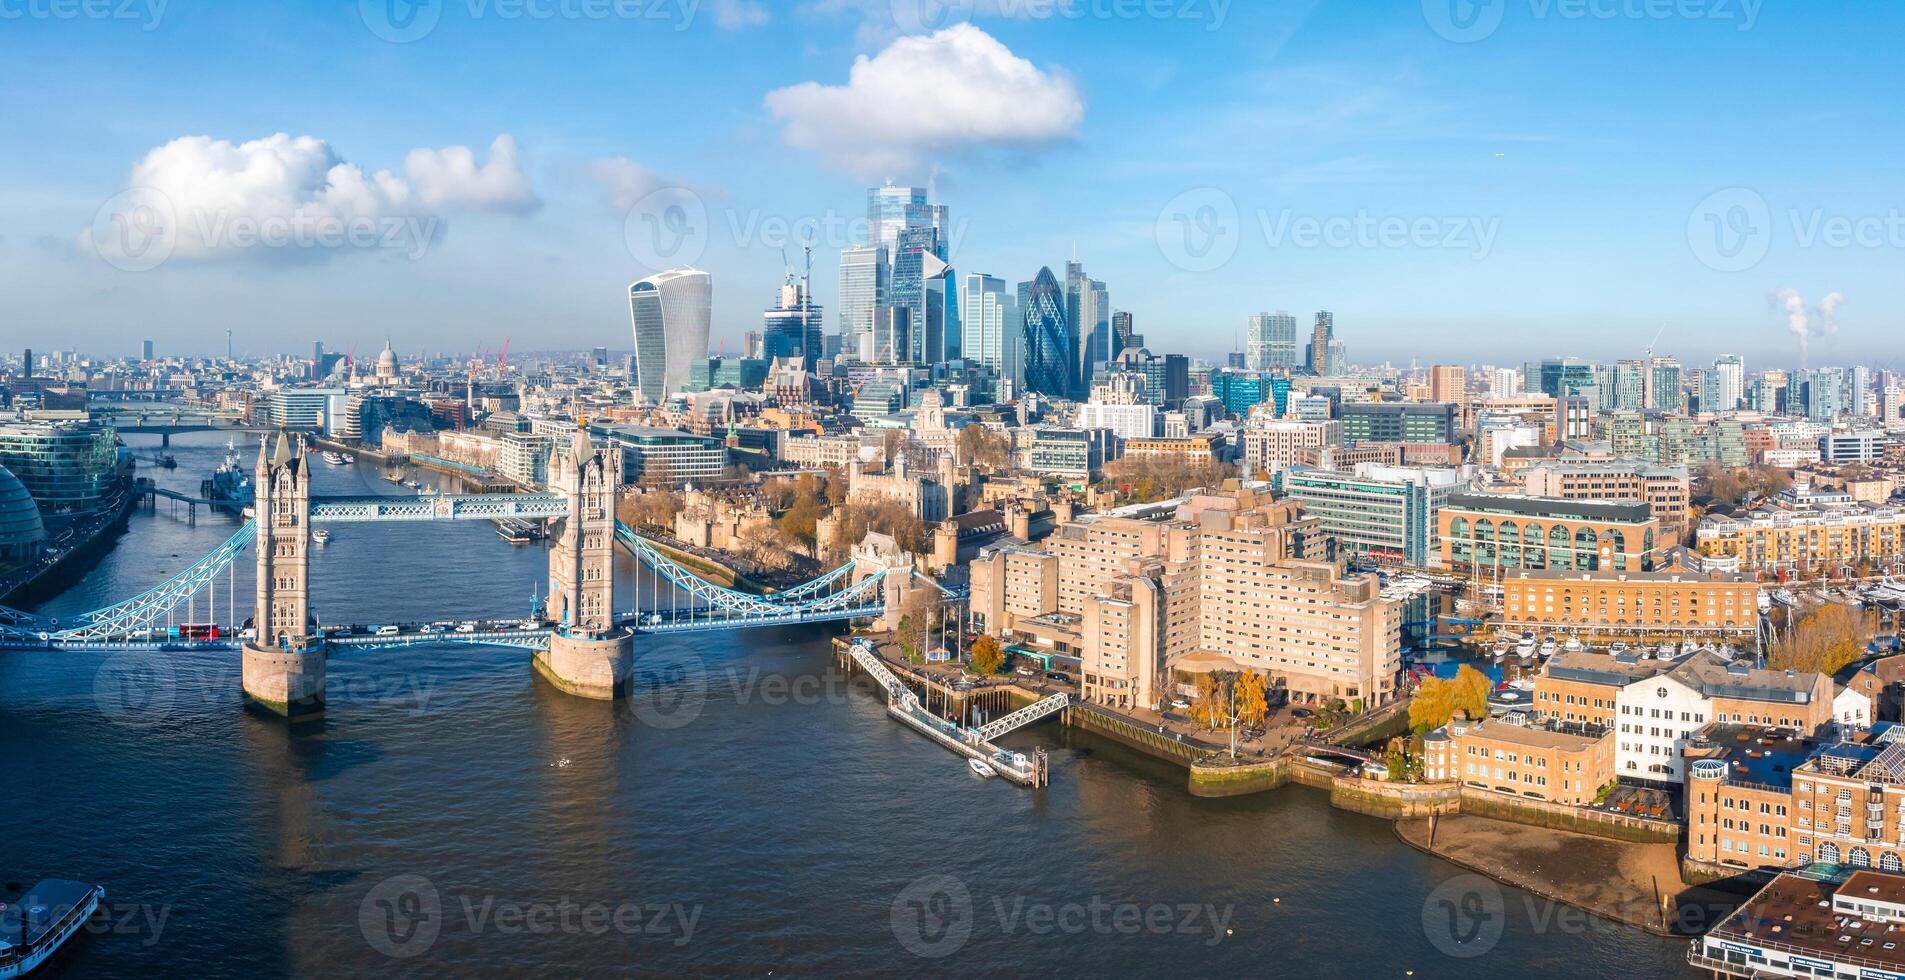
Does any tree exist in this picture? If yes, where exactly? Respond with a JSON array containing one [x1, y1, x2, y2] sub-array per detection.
[[1450, 664, 1492, 722], [1409, 676, 1456, 731], [881, 428, 906, 465], [896, 585, 941, 663], [777, 484, 823, 554], [1771, 603, 1877, 676], [1192, 672, 1231, 730], [956, 424, 1011, 471], [970, 634, 1004, 675], [1233, 671, 1269, 728]]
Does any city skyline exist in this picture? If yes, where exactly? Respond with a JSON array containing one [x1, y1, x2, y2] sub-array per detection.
[[6, 4, 1903, 366]]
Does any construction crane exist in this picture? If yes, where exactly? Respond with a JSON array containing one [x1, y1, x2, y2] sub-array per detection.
[[496, 337, 511, 374]]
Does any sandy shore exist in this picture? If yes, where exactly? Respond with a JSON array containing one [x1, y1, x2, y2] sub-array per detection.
[[1396, 814, 1748, 936]]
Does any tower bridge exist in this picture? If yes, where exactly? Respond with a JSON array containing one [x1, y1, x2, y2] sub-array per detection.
[[0, 431, 931, 718]]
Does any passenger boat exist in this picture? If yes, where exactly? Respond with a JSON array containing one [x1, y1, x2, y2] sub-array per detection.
[[494, 518, 539, 544], [321, 451, 347, 465], [312, 529, 332, 545], [0, 879, 104, 978], [967, 758, 997, 778], [405, 480, 423, 490]]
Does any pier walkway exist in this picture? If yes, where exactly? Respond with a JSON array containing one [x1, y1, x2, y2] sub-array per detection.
[[845, 640, 1060, 787]]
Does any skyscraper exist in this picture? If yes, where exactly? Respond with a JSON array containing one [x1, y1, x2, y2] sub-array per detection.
[[1711, 355, 1745, 412], [142, 339, 155, 361], [1111, 311, 1139, 356], [1247, 312, 1299, 371], [962, 273, 1019, 389], [627, 268, 712, 404], [1019, 267, 1074, 399], [1649, 358, 1684, 413], [1064, 257, 1109, 398], [1307, 311, 1334, 375], [837, 245, 886, 361], [867, 182, 948, 256], [763, 277, 824, 369]]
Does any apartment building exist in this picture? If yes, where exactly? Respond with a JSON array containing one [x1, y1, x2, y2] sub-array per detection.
[[1683, 725, 1815, 872], [1440, 492, 1668, 574], [1616, 654, 1832, 783], [1499, 567, 1760, 637], [1423, 717, 1616, 807], [1521, 459, 1691, 530], [1697, 483, 1905, 576], [1241, 420, 1341, 475]]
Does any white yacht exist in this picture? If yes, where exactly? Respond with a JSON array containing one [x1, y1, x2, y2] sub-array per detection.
[[311, 529, 332, 545], [968, 758, 997, 778], [1515, 632, 1537, 657]]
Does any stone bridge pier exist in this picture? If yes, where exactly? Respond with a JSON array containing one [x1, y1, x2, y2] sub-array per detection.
[[241, 432, 327, 717], [530, 428, 632, 700]]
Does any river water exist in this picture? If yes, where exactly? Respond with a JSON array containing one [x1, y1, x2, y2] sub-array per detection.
[[0, 432, 1698, 977]]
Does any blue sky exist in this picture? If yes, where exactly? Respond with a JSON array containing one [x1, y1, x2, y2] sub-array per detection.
[[3, 0, 1901, 370]]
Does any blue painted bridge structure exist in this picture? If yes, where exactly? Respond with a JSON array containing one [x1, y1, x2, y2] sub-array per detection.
[[0, 490, 919, 653]]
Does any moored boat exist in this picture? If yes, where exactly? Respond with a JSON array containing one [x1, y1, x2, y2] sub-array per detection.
[[0, 879, 104, 979], [968, 758, 997, 778]]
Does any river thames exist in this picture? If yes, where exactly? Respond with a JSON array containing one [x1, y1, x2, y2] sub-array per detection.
[[0, 433, 1699, 977]]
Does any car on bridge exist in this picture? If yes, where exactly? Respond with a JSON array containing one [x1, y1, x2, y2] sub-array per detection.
[[373, 625, 400, 636], [454, 622, 477, 633]]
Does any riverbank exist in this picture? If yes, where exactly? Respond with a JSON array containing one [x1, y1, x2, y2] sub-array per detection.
[[1395, 813, 1746, 937], [0, 483, 138, 607]]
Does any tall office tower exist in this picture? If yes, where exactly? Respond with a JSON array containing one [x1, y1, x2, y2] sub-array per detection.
[[870, 306, 911, 365], [1805, 367, 1845, 422], [763, 277, 825, 369], [1111, 311, 1139, 357], [592, 346, 609, 368], [919, 258, 958, 364], [1227, 352, 1247, 370], [962, 273, 1020, 389], [867, 182, 949, 257], [1879, 374, 1903, 424], [1649, 358, 1684, 413], [837, 245, 887, 361], [142, 339, 155, 361], [742, 330, 762, 359], [1611, 359, 1645, 411], [1063, 257, 1109, 398], [1247, 311, 1299, 371], [1844, 365, 1872, 417], [1019, 266, 1074, 399], [890, 227, 953, 360], [1489, 367, 1520, 398], [1711, 355, 1745, 412], [627, 267, 712, 404], [20, 349, 30, 378], [1537, 358, 1597, 399], [1306, 311, 1334, 375], [1327, 340, 1348, 378], [1688, 368, 1710, 414], [1429, 364, 1465, 404]]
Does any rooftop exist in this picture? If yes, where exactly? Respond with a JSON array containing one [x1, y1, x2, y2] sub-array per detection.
[[1445, 491, 1654, 524], [1703, 867, 1905, 972]]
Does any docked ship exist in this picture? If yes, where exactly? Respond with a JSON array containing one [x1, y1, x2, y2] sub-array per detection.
[[0, 879, 105, 978], [321, 451, 348, 466], [493, 518, 543, 544], [201, 439, 254, 511]]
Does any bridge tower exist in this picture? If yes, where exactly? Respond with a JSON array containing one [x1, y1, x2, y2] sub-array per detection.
[[242, 431, 326, 716], [532, 426, 632, 700]]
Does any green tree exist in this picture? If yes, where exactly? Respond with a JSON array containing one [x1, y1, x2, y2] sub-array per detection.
[[970, 634, 1004, 675]]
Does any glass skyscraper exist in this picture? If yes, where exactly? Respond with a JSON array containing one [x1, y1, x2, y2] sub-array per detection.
[[762, 279, 824, 369], [962, 273, 1019, 389], [1064, 258, 1108, 398], [1019, 266, 1074, 398], [1247, 311, 1299, 371], [837, 245, 886, 361], [628, 267, 712, 404], [867, 183, 948, 256]]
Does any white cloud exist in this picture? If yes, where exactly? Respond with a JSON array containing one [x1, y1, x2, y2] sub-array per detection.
[[79, 132, 537, 266], [587, 156, 669, 212], [404, 134, 540, 213], [763, 24, 1083, 178], [714, 0, 769, 29]]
